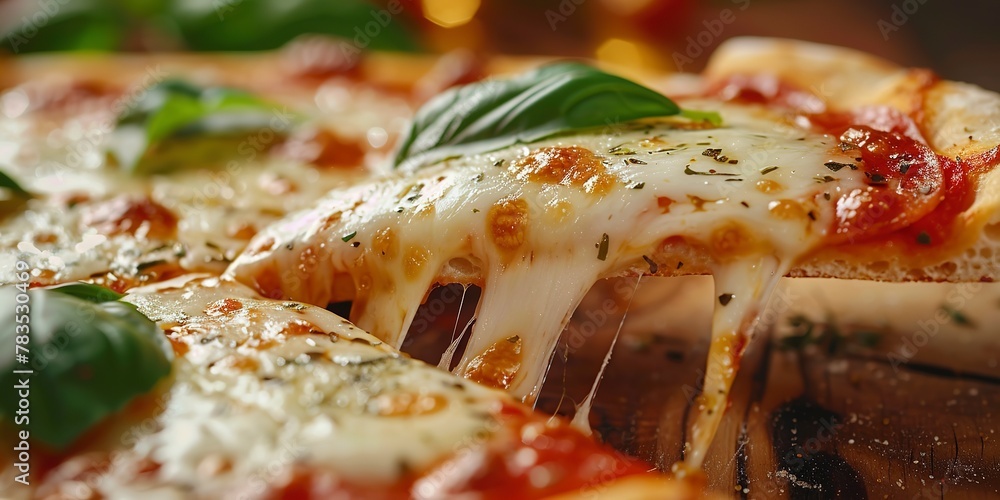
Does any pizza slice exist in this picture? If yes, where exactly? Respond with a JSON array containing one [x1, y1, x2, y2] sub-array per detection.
[[0, 48, 712, 498], [3, 276, 703, 498], [226, 37, 1000, 473]]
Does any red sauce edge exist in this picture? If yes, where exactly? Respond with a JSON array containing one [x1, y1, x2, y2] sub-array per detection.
[[265, 402, 650, 499], [709, 74, 1000, 249]]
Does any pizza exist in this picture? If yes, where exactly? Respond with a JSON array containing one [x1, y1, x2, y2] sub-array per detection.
[[1, 36, 999, 498], [224, 38, 1000, 473], [30, 276, 690, 498], [0, 41, 699, 499]]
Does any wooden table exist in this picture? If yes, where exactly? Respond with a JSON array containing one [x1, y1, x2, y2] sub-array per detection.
[[529, 276, 1000, 499]]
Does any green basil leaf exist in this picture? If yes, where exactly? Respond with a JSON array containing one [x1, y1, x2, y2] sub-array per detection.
[[0, 169, 31, 218], [1, 0, 420, 54], [393, 62, 683, 172], [46, 282, 124, 303], [680, 109, 724, 127], [166, 0, 420, 52], [0, 170, 31, 198], [0, 287, 172, 448], [1, 0, 126, 54], [108, 79, 293, 174]]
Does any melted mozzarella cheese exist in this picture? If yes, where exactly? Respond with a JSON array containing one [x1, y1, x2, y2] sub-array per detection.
[[226, 100, 878, 469], [0, 79, 388, 287], [87, 276, 513, 497]]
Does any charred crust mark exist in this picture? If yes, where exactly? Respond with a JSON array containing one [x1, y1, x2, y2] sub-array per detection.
[[642, 255, 659, 274]]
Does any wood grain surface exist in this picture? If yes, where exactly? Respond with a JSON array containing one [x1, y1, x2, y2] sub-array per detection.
[[407, 276, 1000, 499]]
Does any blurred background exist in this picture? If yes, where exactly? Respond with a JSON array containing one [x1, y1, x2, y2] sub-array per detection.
[[1, 0, 998, 89]]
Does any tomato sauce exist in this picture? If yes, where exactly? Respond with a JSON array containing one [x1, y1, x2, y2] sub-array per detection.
[[81, 195, 179, 241], [710, 74, 1000, 249], [414, 402, 651, 499], [266, 402, 651, 499]]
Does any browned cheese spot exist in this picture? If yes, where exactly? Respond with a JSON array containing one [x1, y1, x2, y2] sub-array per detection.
[[464, 335, 523, 390], [768, 199, 807, 221], [298, 246, 319, 274], [708, 222, 764, 261], [81, 195, 178, 240], [279, 127, 367, 168], [33, 232, 57, 244], [413, 203, 436, 218], [204, 298, 243, 317], [282, 319, 323, 336], [544, 199, 573, 224], [246, 236, 276, 257], [487, 198, 529, 256], [227, 222, 257, 240], [348, 256, 374, 323], [167, 337, 190, 356], [253, 265, 286, 300], [755, 179, 784, 194], [320, 211, 343, 232], [370, 392, 447, 417], [509, 146, 616, 194], [210, 355, 260, 373], [688, 195, 716, 211], [657, 196, 674, 213], [403, 245, 430, 280], [372, 227, 398, 259]]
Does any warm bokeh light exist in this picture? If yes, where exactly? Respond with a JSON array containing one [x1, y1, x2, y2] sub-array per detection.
[[599, 0, 659, 16], [423, 19, 486, 54], [422, 0, 481, 28], [595, 37, 666, 71]]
